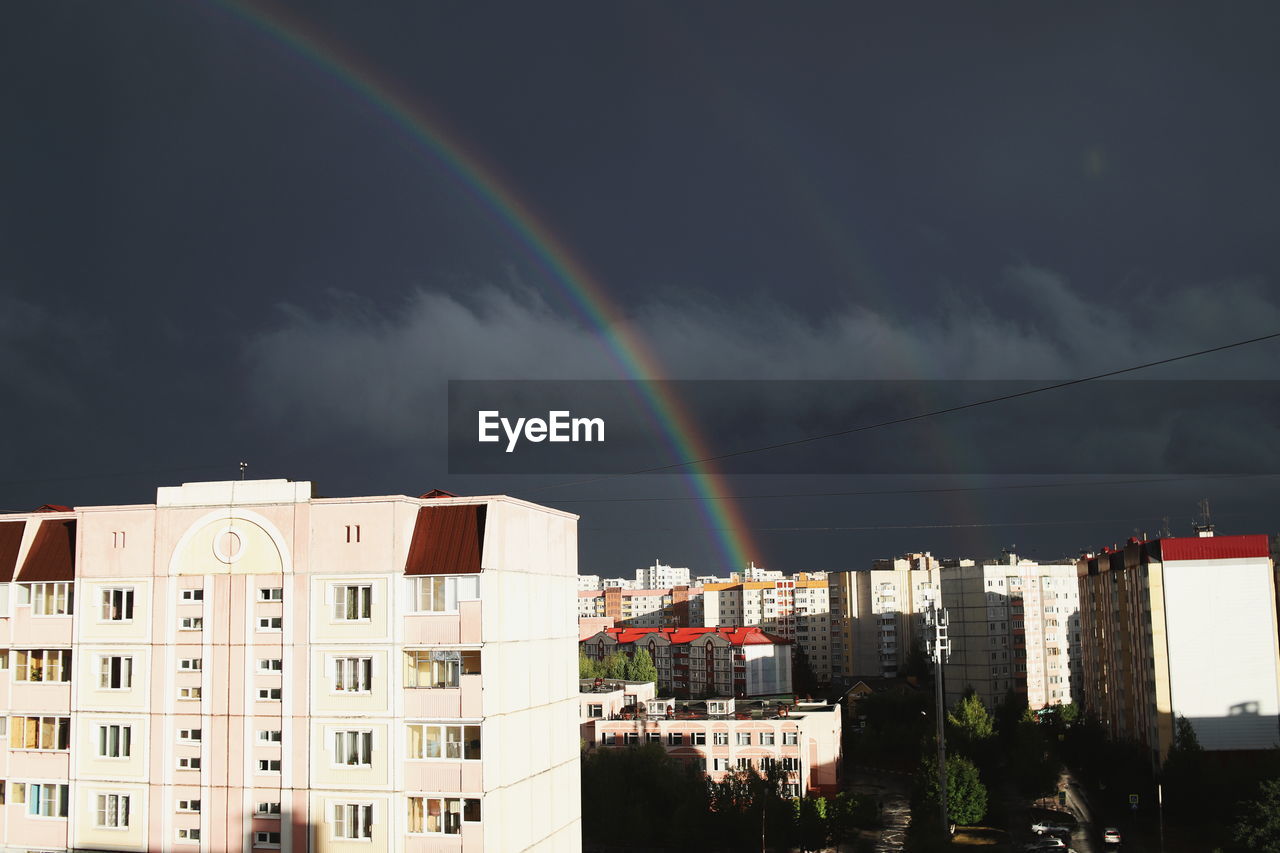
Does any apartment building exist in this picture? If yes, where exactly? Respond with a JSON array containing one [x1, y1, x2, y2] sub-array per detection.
[[576, 575, 601, 591], [828, 554, 949, 681], [576, 586, 704, 629], [586, 696, 841, 797], [1077, 533, 1280, 764], [580, 627, 792, 698], [702, 576, 832, 684], [0, 479, 581, 853], [634, 562, 691, 590], [941, 556, 1080, 709]]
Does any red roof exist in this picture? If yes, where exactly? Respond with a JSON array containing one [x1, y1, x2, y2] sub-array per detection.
[[602, 626, 790, 646], [1160, 534, 1271, 562], [404, 504, 486, 575]]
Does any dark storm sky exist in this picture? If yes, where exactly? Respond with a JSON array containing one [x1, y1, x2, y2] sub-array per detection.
[[3, 1, 1280, 574]]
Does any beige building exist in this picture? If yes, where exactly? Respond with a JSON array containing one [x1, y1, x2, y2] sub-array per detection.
[[828, 554, 950, 681], [1077, 534, 1280, 763], [0, 479, 581, 853], [586, 696, 842, 798], [940, 555, 1080, 709], [702, 576, 832, 683]]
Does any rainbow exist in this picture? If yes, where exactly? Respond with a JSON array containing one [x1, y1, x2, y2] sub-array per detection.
[[214, 0, 762, 572]]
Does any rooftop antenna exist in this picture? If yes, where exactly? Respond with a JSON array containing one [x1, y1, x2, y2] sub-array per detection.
[[1160, 516, 1172, 538], [1192, 498, 1214, 537], [239, 461, 249, 481]]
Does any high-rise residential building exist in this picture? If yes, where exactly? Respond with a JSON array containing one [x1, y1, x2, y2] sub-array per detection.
[[828, 554, 950, 681], [702, 575, 832, 684], [0, 479, 581, 853], [634, 562, 691, 590], [1076, 533, 1280, 763], [941, 555, 1081, 709], [576, 574, 601, 591]]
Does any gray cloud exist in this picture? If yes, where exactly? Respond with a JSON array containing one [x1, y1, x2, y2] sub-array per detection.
[[243, 268, 1280, 447]]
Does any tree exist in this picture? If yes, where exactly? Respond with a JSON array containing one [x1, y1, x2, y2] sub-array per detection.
[[792, 644, 820, 696], [601, 651, 630, 680], [917, 754, 988, 826], [795, 796, 828, 852], [1234, 779, 1280, 852], [578, 649, 600, 680], [625, 647, 659, 684], [1163, 715, 1207, 815], [947, 692, 994, 762]]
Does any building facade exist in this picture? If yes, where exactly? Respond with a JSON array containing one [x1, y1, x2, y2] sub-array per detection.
[[702, 576, 832, 684], [1076, 534, 1280, 763], [0, 479, 581, 853], [941, 556, 1081, 709], [576, 586, 703, 629], [586, 697, 841, 798], [580, 627, 792, 698]]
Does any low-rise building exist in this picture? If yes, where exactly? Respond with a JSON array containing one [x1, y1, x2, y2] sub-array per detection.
[[587, 696, 841, 797], [581, 627, 792, 698]]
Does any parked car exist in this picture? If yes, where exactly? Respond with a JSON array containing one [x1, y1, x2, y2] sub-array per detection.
[[1103, 827, 1122, 844], [1031, 822, 1073, 837]]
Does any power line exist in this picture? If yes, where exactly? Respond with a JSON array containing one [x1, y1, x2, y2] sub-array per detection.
[[543, 473, 1279, 505], [534, 330, 1280, 491], [581, 515, 1169, 533]]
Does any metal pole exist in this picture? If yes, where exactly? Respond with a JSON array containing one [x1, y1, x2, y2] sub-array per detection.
[[934, 601, 948, 834], [1158, 781, 1165, 853]]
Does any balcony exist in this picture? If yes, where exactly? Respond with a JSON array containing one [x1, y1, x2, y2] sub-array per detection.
[[405, 673, 482, 718]]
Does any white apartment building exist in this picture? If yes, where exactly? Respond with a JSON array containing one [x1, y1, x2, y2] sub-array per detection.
[[0, 479, 582, 853], [634, 562, 691, 590], [941, 555, 1081, 709], [829, 555, 949, 680], [577, 575, 601, 591]]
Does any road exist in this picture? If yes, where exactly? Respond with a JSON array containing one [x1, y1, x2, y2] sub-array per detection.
[[1062, 772, 1098, 853], [846, 765, 912, 853]]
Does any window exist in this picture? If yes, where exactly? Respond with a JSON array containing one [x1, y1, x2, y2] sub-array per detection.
[[258, 729, 283, 744], [692, 732, 707, 745], [179, 589, 204, 602], [258, 688, 282, 700], [16, 649, 71, 682], [624, 732, 639, 745], [258, 658, 283, 672], [177, 756, 201, 769], [178, 728, 201, 742], [256, 802, 282, 817], [259, 587, 283, 601], [407, 723, 481, 759], [646, 732, 660, 743], [413, 575, 480, 613], [112, 530, 126, 548], [333, 584, 372, 621], [667, 732, 684, 745], [179, 658, 202, 671], [258, 759, 281, 773], [19, 782, 69, 817], [177, 828, 201, 842], [180, 616, 203, 630], [333, 803, 374, 840], [30, 583, 73, 615], [737, 757, 753, 769], [255, 831, 282, 847], [587, 704, 603, 719], [333, 656, 373, 692], [782, 731, 798, 745], [179, 686, 202, 700], [10, 716, 70, 751], [713, 732, 729, 745], [736, 732, 752, 746], [782, 757, 800, 771], [334, 730, 373, 766], [101, 588, 134, 621], [407, 797, 480, 834], [405, 649, 480, 688], [258, 617, 283, 631], [760, 732, 775, 746], [97, 655, 134, 689], [95, 793, 130, 827], [177, 799, 200, 812], [98, 724, 132, 757], [712, 758, 729, 771]]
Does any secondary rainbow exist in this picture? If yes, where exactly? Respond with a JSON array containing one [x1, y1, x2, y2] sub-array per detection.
[[215, 0, 762, 571]]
